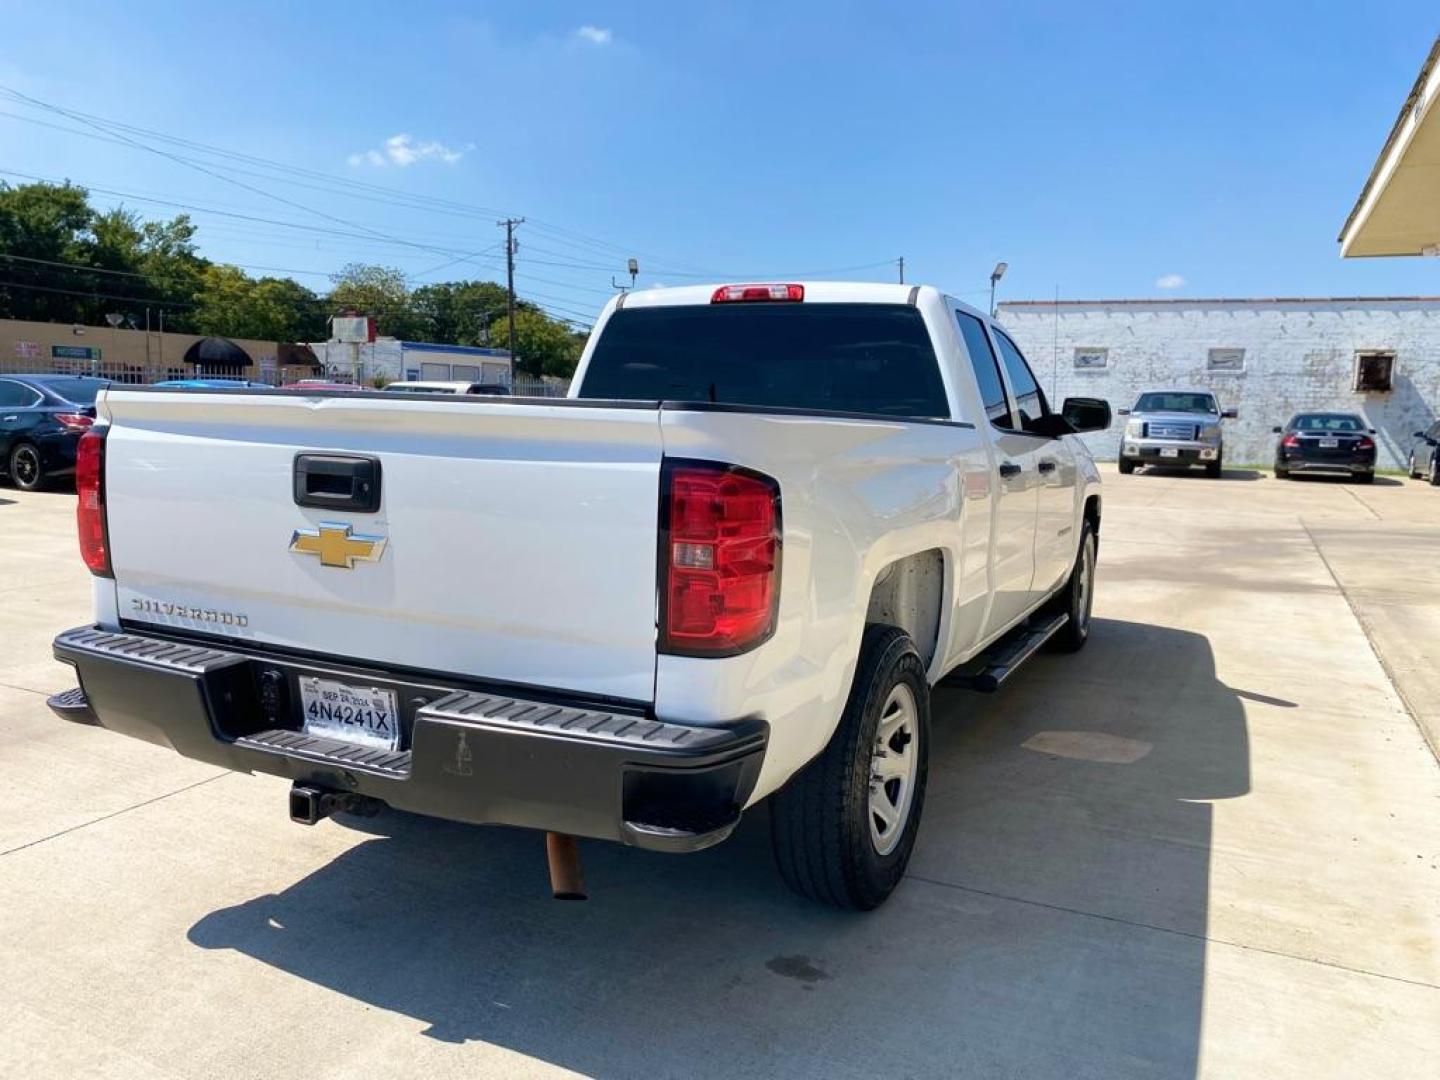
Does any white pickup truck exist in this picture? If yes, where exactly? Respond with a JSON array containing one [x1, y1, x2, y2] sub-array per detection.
[[49, 282, 1109, 909]]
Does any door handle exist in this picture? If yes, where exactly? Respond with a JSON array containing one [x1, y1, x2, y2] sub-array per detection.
[[1, 415, 17, 422], [998, 462, 1023, 479], [293, 453, 382, 512], [1037, 460, 1057, 474]]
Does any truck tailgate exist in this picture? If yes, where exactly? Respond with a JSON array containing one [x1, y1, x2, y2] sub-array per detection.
[[100, 391, 663, 703]]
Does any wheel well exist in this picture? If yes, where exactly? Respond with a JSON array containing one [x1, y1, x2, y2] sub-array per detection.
[[865, 549, 944, 669]]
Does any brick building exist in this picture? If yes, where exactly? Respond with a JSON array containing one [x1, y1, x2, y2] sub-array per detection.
[[996, 296, 1440, 470]]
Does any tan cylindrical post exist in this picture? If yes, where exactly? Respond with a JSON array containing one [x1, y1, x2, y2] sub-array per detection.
[[545, 832, 587, 900]]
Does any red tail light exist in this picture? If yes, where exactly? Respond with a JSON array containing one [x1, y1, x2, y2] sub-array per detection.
[[660, 461, 781, 656], [1281, 434, 1301, 448], [76, 428, 111, 577], [54, 412, 94, 431], [1356, 435, 1376, 450], [710, 283, 804, 303]]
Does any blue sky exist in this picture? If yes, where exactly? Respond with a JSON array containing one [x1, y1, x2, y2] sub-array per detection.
[[1, 1, 1437, 324]]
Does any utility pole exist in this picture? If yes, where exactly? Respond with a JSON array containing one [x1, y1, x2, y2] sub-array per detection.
[[498, 217, 525, 364], [897, 256, 905, 284]]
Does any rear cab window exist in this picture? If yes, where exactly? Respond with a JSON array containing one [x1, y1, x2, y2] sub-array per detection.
[[577, 303, 951, 420]]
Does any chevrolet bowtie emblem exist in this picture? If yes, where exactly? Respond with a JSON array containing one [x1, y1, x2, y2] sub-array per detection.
[[289, 522, 388, 569]]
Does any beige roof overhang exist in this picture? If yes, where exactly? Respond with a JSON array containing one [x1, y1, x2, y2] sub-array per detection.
[[1340, 35, 1440, 257]]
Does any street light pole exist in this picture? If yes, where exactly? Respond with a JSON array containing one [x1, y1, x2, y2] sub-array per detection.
[[989, 261, 1008, 318]]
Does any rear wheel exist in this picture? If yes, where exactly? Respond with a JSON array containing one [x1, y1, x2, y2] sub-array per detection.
[[1430, 456, 1440, 487], [1118, 458, 1135, 475], [7, 443, 44, 491], [1204, 454, 1223, 479], [770, 624, 929, 910], [1408, 452, 1420, 480], [1274, 463, 1289, 479]]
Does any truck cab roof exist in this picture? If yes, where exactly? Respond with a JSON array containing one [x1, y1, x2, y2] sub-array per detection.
[[612, 281, 990, 321]]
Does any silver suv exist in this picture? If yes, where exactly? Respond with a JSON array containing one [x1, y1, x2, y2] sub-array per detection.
[[1117, 390, 1236, 478]]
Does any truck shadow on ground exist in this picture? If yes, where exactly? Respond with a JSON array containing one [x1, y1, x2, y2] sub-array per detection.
[[188, 618, 1248, 1079]]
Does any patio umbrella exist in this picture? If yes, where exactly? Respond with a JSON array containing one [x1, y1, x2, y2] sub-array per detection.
[[183, 337, 252, 368]]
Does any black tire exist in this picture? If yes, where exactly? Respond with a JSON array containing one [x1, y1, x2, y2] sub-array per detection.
[[7, 442, 44, 491], [1048, 520, 1097, 653], [1430, 456, 1440, 487], [1355, 472, 1375, 485], [1117, 458, 1135, 475], [1204, 456, 1223, 479], [1274, 465, 1289, 479], [770, 624, 929, 911], [1408, 453, 1420, 480]]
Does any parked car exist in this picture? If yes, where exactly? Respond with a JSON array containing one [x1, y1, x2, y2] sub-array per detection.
[[1407, 422, 1440, 485], [47, 281, 1111, 910], [1273, 412, 1377, 482], [152, 378, 274, 389], [1117, 390, 1236, 477], [0, 374, 108, 490], [382, 380, 511, 395]]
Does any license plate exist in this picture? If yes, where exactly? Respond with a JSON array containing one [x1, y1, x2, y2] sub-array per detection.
[[1159, 447, 1180, 458], [1319, 438, 1339, 448], [299, 676, 400, 750]]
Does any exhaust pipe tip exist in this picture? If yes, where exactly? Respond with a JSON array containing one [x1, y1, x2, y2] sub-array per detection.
[[545, 832, 588, 901]]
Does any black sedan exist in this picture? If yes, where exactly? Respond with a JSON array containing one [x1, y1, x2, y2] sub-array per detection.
[[0, 374, 109, 490], [1272, 412, 1376, 483]]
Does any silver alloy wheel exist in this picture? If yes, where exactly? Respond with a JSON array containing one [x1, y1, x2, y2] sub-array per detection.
[[868, 682, 919, 856], [1076, 533, 1095, 634], [11, 445, 39, 489]]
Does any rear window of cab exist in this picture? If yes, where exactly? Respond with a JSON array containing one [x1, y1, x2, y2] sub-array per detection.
[[577, 303, 951, 420]]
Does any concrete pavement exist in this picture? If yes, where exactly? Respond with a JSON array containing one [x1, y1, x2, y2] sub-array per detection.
[[0, 466, 1437, 1078]]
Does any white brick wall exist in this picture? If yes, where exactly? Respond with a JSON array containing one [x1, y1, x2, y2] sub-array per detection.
[[996, 298, 1440, 469]]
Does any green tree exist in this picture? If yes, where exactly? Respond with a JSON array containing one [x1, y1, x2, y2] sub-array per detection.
[[327, 263, 428, 339], [488, 307, 586, 377], [0, 181, 96, 322], [410, 280, 510, 346], [191, 266, 324, 341]]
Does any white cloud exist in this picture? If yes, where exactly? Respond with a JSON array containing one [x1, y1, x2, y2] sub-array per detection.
[[1155, 273, 1186, 290], [348, 134, 465, 168], [575, 25, 613, 45]]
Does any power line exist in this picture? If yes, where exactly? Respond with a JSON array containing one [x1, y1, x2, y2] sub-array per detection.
[[0, 91, 901, 283], [0, 88, 490, 272]]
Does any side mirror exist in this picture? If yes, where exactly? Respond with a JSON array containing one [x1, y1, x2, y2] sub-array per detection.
[[1221, 408, 1238, 419], [1414, 431, 1425, 439], [1271, 425, 1283, 434], [1116, 407, 1131, 416], [1368, 428, 1377, 435], [1060, 396, 1112, 434]]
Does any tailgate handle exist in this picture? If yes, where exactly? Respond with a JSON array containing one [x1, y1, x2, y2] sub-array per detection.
[[293, 454, 382, 512]]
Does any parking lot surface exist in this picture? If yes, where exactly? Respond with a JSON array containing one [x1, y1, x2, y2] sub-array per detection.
[[1, 467, 1437, 1079]]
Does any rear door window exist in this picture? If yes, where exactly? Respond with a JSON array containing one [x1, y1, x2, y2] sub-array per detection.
[[0, 380, 41, 407], [954, 311, 1013, 427], [991, 328, 1050, 432], [578, 303, 951, 420]]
